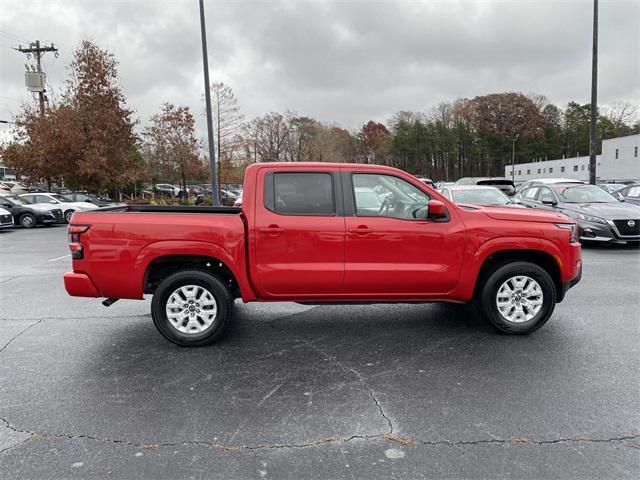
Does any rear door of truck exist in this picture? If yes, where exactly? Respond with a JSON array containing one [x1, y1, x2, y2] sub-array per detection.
[[251, 166, 345, 297]]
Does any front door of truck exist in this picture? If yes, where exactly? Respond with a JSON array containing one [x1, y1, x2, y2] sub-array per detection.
[[343, 172, 465, 295], [253, 170, 345, 297]]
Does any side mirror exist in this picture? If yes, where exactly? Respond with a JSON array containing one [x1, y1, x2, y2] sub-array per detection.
[[49, 199, 57, 204], [428, 199, 448, 219], [541, 198, 557, 206]]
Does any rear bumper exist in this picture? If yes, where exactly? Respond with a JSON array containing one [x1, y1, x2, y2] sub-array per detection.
[[63, 272, 100, 297]]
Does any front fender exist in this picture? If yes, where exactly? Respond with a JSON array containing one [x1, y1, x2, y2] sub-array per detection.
[[451, 236, 561, 301]]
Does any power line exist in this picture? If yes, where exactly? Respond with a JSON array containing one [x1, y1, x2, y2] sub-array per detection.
[[0, 30, 31, 43]]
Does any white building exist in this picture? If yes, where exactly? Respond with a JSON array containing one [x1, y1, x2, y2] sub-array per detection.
[[505, 134, 639, 183]]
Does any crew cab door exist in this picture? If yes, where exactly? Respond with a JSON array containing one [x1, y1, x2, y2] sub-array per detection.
[[342, 171, 465, 296], [252, 169, 345, 297]]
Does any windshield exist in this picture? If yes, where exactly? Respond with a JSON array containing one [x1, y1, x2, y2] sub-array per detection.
[[552, 185, 619, 203], [452, 188, 511, 205]]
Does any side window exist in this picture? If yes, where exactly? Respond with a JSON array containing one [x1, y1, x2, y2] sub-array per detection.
[[35, 195, 53, 203], [20, 195, 35, 204], [538, 187, 555, 203], [627, 186, 640, 198], [269, 172, 334, 216], [523, 187, 540, 200], [352, 173, 429, 220]]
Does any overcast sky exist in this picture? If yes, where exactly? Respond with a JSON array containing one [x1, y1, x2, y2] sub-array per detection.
[[1, 0, 638, 139]]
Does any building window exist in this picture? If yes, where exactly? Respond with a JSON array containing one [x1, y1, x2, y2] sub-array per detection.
[[537, 168, 541, 174], [543, 168, 546, 173], [518, 170, 521, 176], [581, 165, 585, 170], [635, 146, 638, 157], [549, 167, 553, 173], [615, 148, 619, 159], [573, 165, 578, 172], [527, 169, 530, 175], [561, 166, 565, 173]]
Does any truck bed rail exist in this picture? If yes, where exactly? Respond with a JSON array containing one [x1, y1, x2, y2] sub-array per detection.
[[93, 204, 242, 214]]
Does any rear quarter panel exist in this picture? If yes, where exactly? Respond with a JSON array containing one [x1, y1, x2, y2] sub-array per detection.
[[71, 211, 250, 300]]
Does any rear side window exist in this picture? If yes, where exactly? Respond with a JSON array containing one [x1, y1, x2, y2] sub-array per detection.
[[269, 172, 334, 216], [627, 186, 640, 198]]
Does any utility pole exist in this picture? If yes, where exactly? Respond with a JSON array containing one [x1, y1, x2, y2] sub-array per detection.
[[589, 0, 598, 185], [199, 0, 220, 206], [511, 134, 519, 182], [15, 40, 58, 116]]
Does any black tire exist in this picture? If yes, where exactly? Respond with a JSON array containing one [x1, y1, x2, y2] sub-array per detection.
[[19, 213, 37, 228], [477, 261, 556, 335], [64, 209, 75, 223], [151, 269, 233, 347]]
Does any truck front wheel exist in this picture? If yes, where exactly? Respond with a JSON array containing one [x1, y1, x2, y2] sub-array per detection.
[[151, 269, 233, 346], [478, 261, 556, 335]]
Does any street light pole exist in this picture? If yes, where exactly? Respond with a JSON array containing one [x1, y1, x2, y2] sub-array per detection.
[[589, 0, 598, 185], [199, 0, 220, 206]]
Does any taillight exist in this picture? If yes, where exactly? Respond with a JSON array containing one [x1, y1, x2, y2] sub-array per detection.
[[68, 225, 90, 259]]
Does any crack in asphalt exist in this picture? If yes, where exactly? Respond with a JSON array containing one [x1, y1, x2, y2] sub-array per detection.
[[0, 319, 44, 354], [2, 417, 638, 455], [264, 309, 394, 434]]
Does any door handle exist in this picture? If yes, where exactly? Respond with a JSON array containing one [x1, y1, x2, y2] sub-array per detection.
[[260, 225, 284, 236], [348, 226, 373, 235]]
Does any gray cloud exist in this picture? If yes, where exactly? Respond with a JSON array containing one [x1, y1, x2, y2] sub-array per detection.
[[1, 0, 638, 138]]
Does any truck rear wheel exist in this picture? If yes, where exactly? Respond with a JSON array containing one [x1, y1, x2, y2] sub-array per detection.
[[151, 269, 233, 346], [478, 261, 556, 335]]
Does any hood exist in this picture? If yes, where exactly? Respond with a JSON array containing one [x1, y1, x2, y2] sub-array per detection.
[[464, 204, 573, 224], [562, 202, 640, 220], [0, 207, 10, 215], [72, 201, 98, 209]]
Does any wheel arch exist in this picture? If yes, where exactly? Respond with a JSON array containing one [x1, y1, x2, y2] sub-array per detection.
[[473, 248, 562, 302], [134, 240, 255, 301]]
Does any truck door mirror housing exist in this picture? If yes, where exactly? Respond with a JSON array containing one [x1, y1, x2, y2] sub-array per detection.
[[427, 199, 448, 219]]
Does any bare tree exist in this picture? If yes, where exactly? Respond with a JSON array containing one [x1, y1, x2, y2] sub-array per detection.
[[245, 112, 291, 162], [144, 103, 206, 194], [210, 82, 244, 187], [602, 102, 639, 130]]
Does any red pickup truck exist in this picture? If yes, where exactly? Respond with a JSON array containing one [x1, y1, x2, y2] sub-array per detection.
[[64, 163, 582, 346]]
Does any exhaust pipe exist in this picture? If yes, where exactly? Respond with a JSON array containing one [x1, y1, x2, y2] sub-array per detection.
[[102, 298, 119, 307]]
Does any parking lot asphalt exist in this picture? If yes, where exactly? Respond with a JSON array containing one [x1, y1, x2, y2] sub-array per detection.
[[0, 225, 638, 479]]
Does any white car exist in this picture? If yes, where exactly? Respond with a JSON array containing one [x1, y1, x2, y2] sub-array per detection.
[[438, 185, 524, 207], [0, 206, 14, 228], [19, 192, 98, 223]]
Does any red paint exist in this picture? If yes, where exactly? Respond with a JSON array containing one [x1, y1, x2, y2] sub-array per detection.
[[64, 162, 582, 305]]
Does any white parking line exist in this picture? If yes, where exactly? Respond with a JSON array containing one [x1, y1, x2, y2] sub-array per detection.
[[48, 254, 71, 262]]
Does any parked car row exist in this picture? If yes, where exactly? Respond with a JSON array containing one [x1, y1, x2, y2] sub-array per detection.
[[0, 191, 121, 228], [434, 176, 640, 245]]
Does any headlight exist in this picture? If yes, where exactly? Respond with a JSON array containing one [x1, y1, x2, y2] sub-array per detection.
[[576, 213, 607, 225], [555, 223, 579, 243]]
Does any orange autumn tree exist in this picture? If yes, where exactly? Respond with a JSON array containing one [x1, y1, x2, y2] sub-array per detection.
[[2, 40, 146, 193]]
